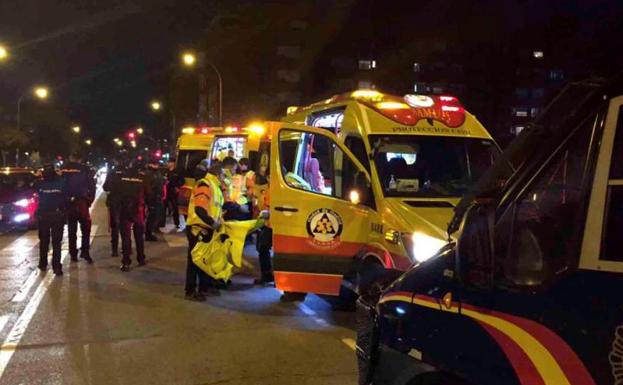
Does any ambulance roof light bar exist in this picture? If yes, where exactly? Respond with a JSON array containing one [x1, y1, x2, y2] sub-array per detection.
[[181, 126, 196, 135]]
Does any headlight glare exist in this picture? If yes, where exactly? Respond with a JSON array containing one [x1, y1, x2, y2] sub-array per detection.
[[402, 232, 446, 263]]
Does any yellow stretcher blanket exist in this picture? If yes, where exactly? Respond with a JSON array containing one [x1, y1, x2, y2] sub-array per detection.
[[191, 219, 263, 281]]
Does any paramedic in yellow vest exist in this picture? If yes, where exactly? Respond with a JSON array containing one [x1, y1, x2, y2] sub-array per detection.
[[237, 157, 255, 216], [222, 156, 251, 221], [184, 160, 224, 301]]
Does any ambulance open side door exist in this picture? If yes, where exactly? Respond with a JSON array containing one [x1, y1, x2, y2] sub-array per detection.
[[269, 123, 374, 296]]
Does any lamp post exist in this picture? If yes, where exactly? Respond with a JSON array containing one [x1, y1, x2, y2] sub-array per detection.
[[181, 51, 223, 127]]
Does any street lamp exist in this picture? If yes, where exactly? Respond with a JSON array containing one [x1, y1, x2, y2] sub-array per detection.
[[72, 125, 81, 134], [150, 101, 161, 111], [34, 87, 48, 99], [182, 52, 196, 66], [85, 139, 92, 146], [0, 45, 8, 61], [136, 127, 144, 135], [181, 51, 223, 126]]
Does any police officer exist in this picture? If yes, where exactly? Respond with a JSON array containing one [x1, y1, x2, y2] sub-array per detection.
[[163, 158, 182, 229], [62, 152, 95, 263], [144, 158, 164, 241], [116, 160, 147, 272], [103, 158, 123, 256], [254, 165, 274, 285], [185, 160, 224, 300], [36, 163, 69, 276]]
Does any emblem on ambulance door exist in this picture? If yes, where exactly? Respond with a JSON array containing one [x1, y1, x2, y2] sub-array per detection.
[[306, 208, 343, 249]]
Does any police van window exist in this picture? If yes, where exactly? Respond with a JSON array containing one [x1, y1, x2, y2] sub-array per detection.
[[279, 129, 361, 202], [494, 112, 599, 287], [602, 106, 623, 261], [344, 136, 370, 173]]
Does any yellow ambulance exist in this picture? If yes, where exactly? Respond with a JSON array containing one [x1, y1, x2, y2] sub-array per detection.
[[175, 125, 266, 215], [270, 90, 500, 298]]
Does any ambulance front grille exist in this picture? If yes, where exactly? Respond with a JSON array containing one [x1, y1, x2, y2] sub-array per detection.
[[356, 298, 378, 385]]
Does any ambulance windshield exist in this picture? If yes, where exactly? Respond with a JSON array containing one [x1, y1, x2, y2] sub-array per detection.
[[370, 135, 499, 198]]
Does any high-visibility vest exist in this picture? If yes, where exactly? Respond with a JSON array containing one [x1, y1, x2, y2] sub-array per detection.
[[186, 173, 223, 232]]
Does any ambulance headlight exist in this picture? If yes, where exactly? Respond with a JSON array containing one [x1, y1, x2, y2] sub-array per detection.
[[402, 232, 446, 263]]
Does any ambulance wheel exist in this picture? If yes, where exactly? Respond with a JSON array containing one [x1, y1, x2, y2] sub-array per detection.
[[280, 291, 307, 302], [356, 258, 387, 298]]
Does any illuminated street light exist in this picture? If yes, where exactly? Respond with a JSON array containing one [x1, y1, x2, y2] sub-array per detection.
[[0, 45, 8, 61], [182, 52, 196, 67], [72, 125, 81, 134], [150, 101, 161, 111], [85, 139, 92, 146], [116, 140, 123, 147], [34, 87, 49, 100], [136, 127, 144, 135]]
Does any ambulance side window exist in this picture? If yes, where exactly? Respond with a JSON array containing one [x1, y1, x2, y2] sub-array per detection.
[[495, 112, 599, 288], [279, 129, 366, 203], [344, 136, 371, 173]]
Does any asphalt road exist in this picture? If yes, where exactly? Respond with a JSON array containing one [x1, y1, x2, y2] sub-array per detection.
[[0, 187, 358, 385]]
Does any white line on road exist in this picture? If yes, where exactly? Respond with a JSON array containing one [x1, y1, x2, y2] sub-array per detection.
[[11, 270, 41, 303], [296, 302, 330, 327], [0, 317, 8, 335], [0, 190, 103, 380], [0, 225, 98, 379]]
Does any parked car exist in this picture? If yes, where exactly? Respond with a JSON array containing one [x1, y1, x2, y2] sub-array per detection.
[[0, 168, 38, 231]]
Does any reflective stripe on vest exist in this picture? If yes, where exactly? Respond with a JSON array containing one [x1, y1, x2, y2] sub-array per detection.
[[186, 174, 223, 229]]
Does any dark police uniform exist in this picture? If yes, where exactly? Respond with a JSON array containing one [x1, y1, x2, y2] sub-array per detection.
[[62, 161, 95, 262], [116, 166, 147, 271], [143, 164, 164, 241], [103, 167, 123, 256], [35, 170, 68, 275], [163, 164, 182, 228]]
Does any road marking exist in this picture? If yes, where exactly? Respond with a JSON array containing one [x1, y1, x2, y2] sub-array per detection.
[[11, 271, 41, 303], [341, 337, 356, 351], [296, 302, 329, 327], [0, 317, 8, 335], [0, 225, 98, 379], [0, 190, 103, 380]]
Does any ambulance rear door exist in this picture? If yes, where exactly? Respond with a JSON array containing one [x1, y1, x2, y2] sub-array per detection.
[[270, 123, 374, 296]]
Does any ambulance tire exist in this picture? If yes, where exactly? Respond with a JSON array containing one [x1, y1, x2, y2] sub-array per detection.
[[356, 258, 387, 299]]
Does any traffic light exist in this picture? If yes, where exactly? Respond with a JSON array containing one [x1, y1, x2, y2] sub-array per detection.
[[128, 131, 136, 140], [155, 150, 162, 158]]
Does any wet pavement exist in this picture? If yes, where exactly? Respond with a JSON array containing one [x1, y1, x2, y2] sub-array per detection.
[[0, 188, 358, 385]]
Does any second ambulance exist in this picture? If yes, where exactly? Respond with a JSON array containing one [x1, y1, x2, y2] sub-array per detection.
[[271, 89, 499, 299]]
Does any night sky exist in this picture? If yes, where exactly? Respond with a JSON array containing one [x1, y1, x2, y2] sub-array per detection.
[[0, 0, 622, 150]]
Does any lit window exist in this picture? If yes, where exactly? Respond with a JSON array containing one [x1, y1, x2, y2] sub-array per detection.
[[513, 107, 529, 117], [533, 50, 544, 59], [549, 69, 564, 81], [358, 59, 376, 70], [413, 62, 420, 72], [512, 125, 525, 135]]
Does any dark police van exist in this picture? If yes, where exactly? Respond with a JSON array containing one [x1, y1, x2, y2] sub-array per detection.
[[356, 77, 623, 385]]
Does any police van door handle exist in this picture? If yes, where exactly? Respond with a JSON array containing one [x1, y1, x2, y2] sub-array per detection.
[[274, 206, 298, 213]]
